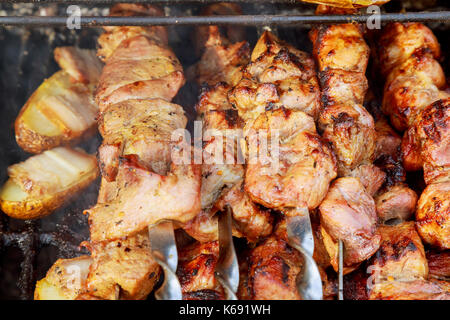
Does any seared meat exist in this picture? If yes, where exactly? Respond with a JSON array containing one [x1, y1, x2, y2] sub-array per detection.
[[402, 98, 450, 184], [319, 177, 381, 272], [349, 164, 386, 196], [244, 108, 337, 210], [378, 23, 448, 132], [368, 222, 428, 282], [375, 117, 402, 160], [310, 21, 375, 175], [415, 182, 450, 249], [82, 231, 161, 300], [301, 1, 390, 9], [239, 236, 303, 300], [369, 279, 450, 300], [229, 31, 321, 127], [426, 250, 450, 281], [374, 184, 418, 223], [177, 241, 224, 300], [87, 153, 201, 242]]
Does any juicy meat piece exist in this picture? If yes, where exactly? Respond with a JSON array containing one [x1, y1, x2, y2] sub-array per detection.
[[189, 26, 250, 86], [98, 98, 187, 176], [87, 154, 201, 242], [349, 164, 386, 196], [369, 279, 450, 300], [402, 98, 450, 184], [301, 0, 390, 9], [216, 181, 273, 242], [229, 31, 321, 125], [54, 47, 103, 84], [96, 35, 185, 110], [34, 256, 92, 300], [374, 184, 418, 223], [368, 222, 428, 282], [319, 177, 381, 271], [177, 241, 224, 300], [83, 231, 161, 300], [244, 109, 337, 210], [310, 22, 375, 175], [375, 117, 402, 159], [242, 237, 303, 300], [426, 250, 450, 280], [415, 182, 450, 249], [378, 23, 446, 131]]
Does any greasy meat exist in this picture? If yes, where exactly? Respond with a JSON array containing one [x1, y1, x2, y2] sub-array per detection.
[[229, 31, 321, 127], [415, 182, 450, 249], [87, 154, 201, 242], [369, 279, 450, 300], [176, 241, 224, 300], [426, 250, 450, 280], [239, 236, 303, 300], [368, 222, 428, 282], [374, 184, 418, 223], [244, 108, 337, 210], [349, 164, 386, 196], [310, 21, 375, 176], [402, 98, 450, 184], [374, 117, 402, 160], [82, 231, 161, 300], [378, 23, 448, 132], [319, 177, 381, 272]]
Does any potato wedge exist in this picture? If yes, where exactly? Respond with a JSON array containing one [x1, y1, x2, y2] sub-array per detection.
[[15, 47, 102, 154], [0, 147, 98, 219], [34, 256, 92, 300]]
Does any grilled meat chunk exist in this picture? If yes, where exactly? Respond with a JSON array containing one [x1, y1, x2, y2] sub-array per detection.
[[426, 250, 450, 281], [244, 108, 337, 210], [229, 31, 321, 127], [374, 184, 418, 223], [319, 177, 381, 272], [415, 182, 450, 249], [375, 117, 402, 160], [177, 241, 224, 300], [83, 231, 161, 300], [369, 279, 450, 300], [378, 23, 448, 132]]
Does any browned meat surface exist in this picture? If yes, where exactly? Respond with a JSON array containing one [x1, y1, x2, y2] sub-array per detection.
[[177, 241, 224, 300], [82, 231, 161, 300], [244, 108, 337, 210], [374, 184, 418, 223], [349, 164, 386, 196], [368, 222, 428, 282], [229, 31, 321, 127], [239, 236, 303, 300], [375, 117, 402, 160], [378, 23, 448, 132], [310, 22, 375, 176], [426, 250, 450, 280], [402, 98, 450, 184], [369, 279, 450, 300], [416, 182, 450, 249], [87, 154, 201, 242], [319, 177, 380, 272]]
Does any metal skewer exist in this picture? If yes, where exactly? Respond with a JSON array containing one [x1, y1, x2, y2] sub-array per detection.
[[286, 208, 323, 300], [148, 220, 182, 300], [338, 239, 344, 300], [215, 206, 239, 300]]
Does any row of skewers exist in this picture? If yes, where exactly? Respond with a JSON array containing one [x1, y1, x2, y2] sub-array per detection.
[[0, 1, 448, 300]]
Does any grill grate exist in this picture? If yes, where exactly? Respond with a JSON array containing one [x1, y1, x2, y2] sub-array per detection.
[[0, 1, 448, 300]]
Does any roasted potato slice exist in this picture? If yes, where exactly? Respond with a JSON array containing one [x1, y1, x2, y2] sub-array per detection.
[[15, 47, 102, 154], [0, 147, 98, 219], [34, 256, 92, 300]]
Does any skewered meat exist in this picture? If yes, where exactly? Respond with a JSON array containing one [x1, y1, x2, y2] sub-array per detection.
[[239, 236, 303, 300], [374, 117, 402, 160], [229, 31, 322, 129], [310, 20, 375, 176], [34, 256, 92, 300], [318, 177, 380, 273], [349, 164, 386, 196], [378, 23, 448, 132], [368, 222, 428, 282], [176, 241, 224, 300], [415, 182, 450, 249], [300, 0, 390, 8], [374, 184, 418, 223], [402, 98, 450, 184], [81, 231, 160, 300], [244, 108, 337, 210], [369, 279, 450, 300], [15, 47, 102, 154], [0, 147, 98, 219], [426, 250, 450, 281]]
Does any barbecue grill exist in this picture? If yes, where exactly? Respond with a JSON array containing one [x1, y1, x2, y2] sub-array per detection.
[[0, 0, 448, 300]]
